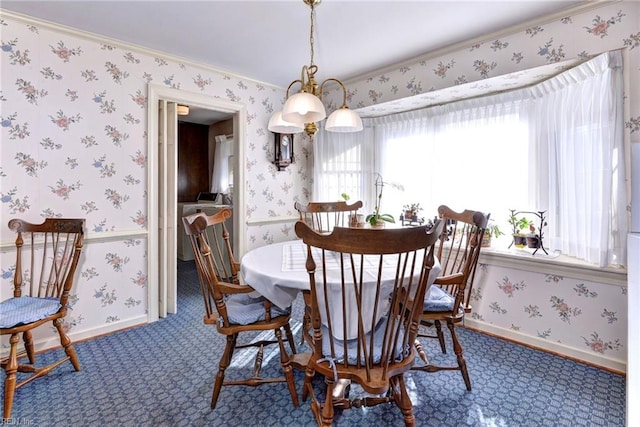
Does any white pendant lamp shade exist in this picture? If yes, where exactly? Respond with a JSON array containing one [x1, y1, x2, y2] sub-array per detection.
[[281, 92, 327, 124], [268, 111, 304, 134], [273, 0, 362, 139], [325, 107, 363, 132]]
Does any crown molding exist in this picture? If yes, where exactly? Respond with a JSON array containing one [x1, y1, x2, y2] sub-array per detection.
[[0, 8, 282, 91], [343, 1, 620, 86]]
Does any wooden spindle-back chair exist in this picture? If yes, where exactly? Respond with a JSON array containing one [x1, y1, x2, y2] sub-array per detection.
[[182, 208, 299, 410], [413, 205, 489, 391], [295, 220, 444, 427], [294, 200, 365, 344], [1, 218, 85, 419], [294, 200, 364, 233]]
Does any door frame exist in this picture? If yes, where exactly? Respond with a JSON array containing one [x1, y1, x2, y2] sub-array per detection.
[[146, 84, 247, 321]]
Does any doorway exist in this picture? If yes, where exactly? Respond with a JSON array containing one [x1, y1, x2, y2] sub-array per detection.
[[146, 84, 247, 321]]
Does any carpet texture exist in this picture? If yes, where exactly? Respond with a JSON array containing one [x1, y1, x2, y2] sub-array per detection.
[[5, 260, 625, 426]]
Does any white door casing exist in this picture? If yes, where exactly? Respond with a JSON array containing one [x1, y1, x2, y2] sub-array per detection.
[[147, 84, 247, 321]]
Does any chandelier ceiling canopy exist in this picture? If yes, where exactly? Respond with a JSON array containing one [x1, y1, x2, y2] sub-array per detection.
[[267, 0, 363, 139]]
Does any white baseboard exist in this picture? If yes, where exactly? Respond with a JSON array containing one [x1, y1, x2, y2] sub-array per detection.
[[0, 315, 148, 358], [465, 318, 627, 374]]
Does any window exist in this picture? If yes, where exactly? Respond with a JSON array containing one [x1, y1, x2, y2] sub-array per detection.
[[314, 51, 627, 267], [379, 113, 530, 229]]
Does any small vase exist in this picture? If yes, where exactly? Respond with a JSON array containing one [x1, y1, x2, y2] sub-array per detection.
[[526, 235, 540, 248], [349, 214, 365, 227], [513, 234, 527, 248]]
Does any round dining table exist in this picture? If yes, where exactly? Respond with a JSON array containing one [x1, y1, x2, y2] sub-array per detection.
[[241, 239, 442, 339], [241, 240, 311, 311]]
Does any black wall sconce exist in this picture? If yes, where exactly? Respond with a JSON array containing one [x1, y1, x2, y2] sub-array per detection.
[[274, 133, 294, 171]]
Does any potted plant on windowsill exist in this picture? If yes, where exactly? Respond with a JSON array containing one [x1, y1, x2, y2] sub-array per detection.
[[482, 219, 504, 248], [402, 203, 423, 221], [341, 192, 365, 227], [366, 174, 403, 227], [526, 224, 541, 249], [508, 214, 531, 248]]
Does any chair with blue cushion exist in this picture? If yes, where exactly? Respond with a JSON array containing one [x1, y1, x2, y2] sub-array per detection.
[[412, 205, 489, 391], [295, 219, 444, 426], [182, 208, 299, 410], [1, 218, 85, 419]]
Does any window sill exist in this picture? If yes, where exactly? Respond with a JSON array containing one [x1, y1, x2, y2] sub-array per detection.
[[479, 246, 627, 287]]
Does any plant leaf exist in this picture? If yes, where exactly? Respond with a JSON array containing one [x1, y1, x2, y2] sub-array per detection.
[[379, 214, 395, 223]]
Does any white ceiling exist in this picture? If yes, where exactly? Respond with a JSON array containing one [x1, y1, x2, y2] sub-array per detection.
[[1, 0, 585, 89], [1, 0, 588, 124]]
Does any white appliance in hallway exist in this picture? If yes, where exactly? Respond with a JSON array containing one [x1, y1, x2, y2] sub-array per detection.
[[177, 201, 233, 261], [628, 143, 640, 426]]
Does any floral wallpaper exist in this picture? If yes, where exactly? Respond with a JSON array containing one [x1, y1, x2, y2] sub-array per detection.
[[333, 2, 639, 138], [0, 10, 308, 347], [471, 265, 627, 370], [1, 2, 638, 371]]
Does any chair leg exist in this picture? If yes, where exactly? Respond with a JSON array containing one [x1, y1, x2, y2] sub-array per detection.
[[275, 328, 299, 407], [300, 291, 311, 346], [283, 323, 297, 355], [320, 377, 335, 427], [299, 314, 308, 346], [391, 375, 416, 427], [211, 333, 237, 409], [54, 318, 80, 371], [435, 320, 446, 353], [22, 330, 35, 365], [3, 334, 20, 419], [447, 321, 471, 391], [414, 338, 429, 364], [302, 364, 314, 402]]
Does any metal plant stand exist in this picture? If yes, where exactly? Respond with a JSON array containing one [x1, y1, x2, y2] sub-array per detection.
[[508, 209, 548, 255], [399, 212, 426, 227]]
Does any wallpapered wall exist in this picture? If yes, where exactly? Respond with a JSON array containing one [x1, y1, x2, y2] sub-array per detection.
[[321, 1, 638, 372], [1, 2, 638, 370], [472, 263, 627, 371], [0, 10, 311, 347]]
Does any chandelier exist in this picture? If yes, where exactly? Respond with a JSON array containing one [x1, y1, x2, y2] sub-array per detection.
[[268, 0, 363, 139]]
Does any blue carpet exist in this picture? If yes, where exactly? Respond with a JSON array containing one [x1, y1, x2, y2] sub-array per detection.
[[5, 260, 625, 426]]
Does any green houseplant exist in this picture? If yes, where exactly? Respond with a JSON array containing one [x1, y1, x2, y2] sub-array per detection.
[[508, 214, 531, 248], [482, 219, 504, 247], [366, 174, 402, 227], [402, 202, 423, 219]]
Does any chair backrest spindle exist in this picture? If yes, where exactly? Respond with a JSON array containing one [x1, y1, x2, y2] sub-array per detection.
[[295, 200, 364, 233], [8, 218, 85, 302]]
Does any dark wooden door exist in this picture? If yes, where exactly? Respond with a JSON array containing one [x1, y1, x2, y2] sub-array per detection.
[[177, 122, 209, 202]]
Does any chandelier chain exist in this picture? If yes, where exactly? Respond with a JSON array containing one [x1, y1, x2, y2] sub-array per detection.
[[267, 0, 361, 139], [309, 2, 315, 66]]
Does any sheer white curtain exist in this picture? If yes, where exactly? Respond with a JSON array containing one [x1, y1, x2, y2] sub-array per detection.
[[368, 92, 531, 226], [528, 50, 626, 266], [313, 51, 626, 267], [211, 134, 233, 195], [313, 125, 376, 212]]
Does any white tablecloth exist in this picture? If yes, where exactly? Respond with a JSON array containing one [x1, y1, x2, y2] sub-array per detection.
[[241, 240, 441, 339], [241, 241, 312, 310]]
